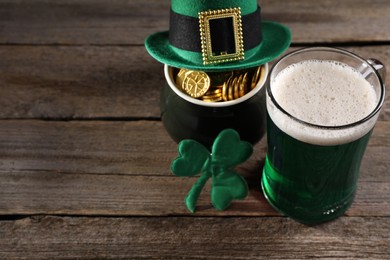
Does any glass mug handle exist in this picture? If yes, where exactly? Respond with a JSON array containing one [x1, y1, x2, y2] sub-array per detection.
[[359, 58, 386, 83]]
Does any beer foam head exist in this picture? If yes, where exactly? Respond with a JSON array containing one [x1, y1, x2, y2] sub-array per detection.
[[267, 60, 379, 145]]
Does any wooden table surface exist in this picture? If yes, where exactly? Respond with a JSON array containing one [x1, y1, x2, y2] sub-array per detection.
[[0, 0, 389, 259]]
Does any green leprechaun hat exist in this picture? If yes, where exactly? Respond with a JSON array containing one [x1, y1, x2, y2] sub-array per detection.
[[145, 0, 291, 72]]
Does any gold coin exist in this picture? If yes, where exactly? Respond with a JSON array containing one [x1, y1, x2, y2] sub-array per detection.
[[222, 77, 232, 101], [239, 72, 248, 97], [203, 92, 222, 99], [228, 77, 236, 101], [202, 86, 222, 101], [202, 96, 223, 102], [176, 68, 188, 88], [234, 75, 242, 99], [182, 70, 211, 98], [250, 66, 262, 90], [258, 65, 266, 86], [202, 94, 222, 101], [205, 88, 222, 95]]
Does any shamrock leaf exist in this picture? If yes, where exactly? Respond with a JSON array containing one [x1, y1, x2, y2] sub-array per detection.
[[171, 139, 210, 177], [171, 129, 253, 213], [211, 169, 248, 211], [171, 139, 211, 213], [212, 129, 253, 168]]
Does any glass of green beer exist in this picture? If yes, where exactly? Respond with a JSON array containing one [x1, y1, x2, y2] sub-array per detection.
[[262, 47, 385, 225]]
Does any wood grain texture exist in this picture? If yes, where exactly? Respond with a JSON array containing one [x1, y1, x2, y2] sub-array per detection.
[[262, 0, 390, 44], [0, 170, 389, 217], [0, 120, 388, 216], [1, 45, 389, 120], [0, 46, 161, 119], [0, 0, 169, 45], [0, 1, 390, 258], [0, 120, 388, 178], [0, 216, 389, 259], [0, 120, 176, 176], [0, 0, 389, 45]]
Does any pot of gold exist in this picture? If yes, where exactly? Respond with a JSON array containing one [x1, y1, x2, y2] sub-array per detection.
[[160, 64, 268, 148]]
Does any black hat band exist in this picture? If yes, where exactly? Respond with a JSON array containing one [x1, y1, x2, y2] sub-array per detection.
[[169, 7, 262, 54]]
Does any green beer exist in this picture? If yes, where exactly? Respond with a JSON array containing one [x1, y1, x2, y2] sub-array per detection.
[[263, 114, 372, 224], [262, 48, 385, 225]]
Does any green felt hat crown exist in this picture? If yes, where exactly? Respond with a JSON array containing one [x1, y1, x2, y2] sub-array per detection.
[[145, 0, 291, 72]]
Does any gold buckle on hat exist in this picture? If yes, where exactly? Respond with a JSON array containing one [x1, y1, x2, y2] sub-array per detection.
[[199, 8, 245, 65]]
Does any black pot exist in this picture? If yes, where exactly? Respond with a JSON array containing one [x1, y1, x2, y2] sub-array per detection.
[[160, 64, 268, 149]]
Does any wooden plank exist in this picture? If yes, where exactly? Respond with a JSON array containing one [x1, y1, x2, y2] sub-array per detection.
[[0, 0, 169, 45], [0, 0, 389, 45], [0, 120, 176, 176], [0, 46, 162, 119], [1, 45, 389, 120], [262, 0, 390, 44], [0, 170, 388, 217], [0, 120, 388, 216], [0, 170, 272, 216], [0, 216, 389, 259], [0, 120, 388, 178]]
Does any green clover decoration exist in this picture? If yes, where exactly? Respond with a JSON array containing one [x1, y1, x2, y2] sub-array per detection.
[[171, 129, 253, 213]]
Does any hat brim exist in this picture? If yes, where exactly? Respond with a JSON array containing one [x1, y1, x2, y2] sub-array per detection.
[[145, 21, 291, 72]]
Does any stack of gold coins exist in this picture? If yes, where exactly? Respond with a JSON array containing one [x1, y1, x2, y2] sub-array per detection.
[[174, 65, 265, 102], [200, 71, 232, 102], [202, 86, 223, 102], [222, 72, 248, 101]]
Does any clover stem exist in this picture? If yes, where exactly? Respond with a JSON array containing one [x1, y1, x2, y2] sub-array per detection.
[[185, 170, 212, 213]]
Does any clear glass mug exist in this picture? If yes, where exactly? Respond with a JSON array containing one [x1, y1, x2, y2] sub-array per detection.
[[262, 47, 385, 225]]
